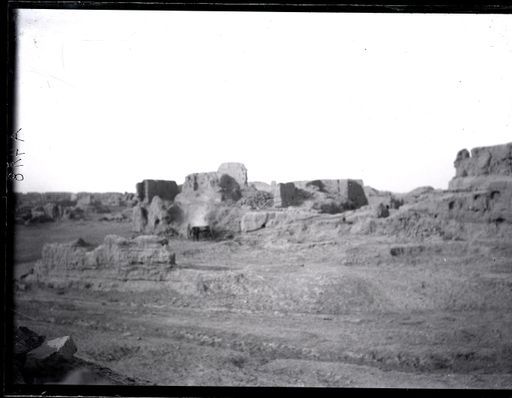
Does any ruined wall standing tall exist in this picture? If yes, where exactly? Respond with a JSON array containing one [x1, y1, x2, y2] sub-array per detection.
[[181, 172, 221, 196], [217, 163, 248, 187], [449, 142, 512, 191], [136, 180, 179, 203], [273, 179, 368, 210], [453, 143, 512, 178], [272, 182, 300, 207], [443, 142, 512, 225]]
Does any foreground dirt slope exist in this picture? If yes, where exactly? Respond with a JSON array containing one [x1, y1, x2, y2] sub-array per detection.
[[14, 226, 512, 388]]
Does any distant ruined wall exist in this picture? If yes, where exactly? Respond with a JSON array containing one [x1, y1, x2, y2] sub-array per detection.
[[345, 179, 369, 208], [217, 163, 248, 187], [453, 143, 512, 179], [175, 171, 243, 232], [450, 143, 512, 192], [136, 180, 179, 203], [182, 168, 242, 199], [272, 182, 300, 207], [413, 143, 512, 227], [134, 168, 245, 236], [181, 172, 220, 195], [181, 164, 247, 197], [40, 192, 73, 202], [273, 179, 368, 210], [133, 163, 371, 235], [136, 182, 144, 201]]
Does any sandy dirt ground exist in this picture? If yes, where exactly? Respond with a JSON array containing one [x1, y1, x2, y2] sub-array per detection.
[[12, 220, 512, 388]]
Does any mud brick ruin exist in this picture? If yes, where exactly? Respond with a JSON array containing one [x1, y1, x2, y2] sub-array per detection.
[[32, 235, 176, 289], [273, 179, 369, 211], [136, 179, 180, 204], [131, 162, 370, 237], [453, 142, 512, 179], [22, 142, 512, 290], [15, 142, 512, 389]]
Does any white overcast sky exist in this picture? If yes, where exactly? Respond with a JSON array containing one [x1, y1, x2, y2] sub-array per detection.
[[14, 10, 512, 193]]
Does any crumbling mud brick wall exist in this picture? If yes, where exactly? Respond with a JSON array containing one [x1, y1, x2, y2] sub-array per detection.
[[136, 180, 179, 203]]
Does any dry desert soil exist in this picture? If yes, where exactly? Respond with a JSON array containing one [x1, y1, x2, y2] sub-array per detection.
[[12, 217, 512, 388]]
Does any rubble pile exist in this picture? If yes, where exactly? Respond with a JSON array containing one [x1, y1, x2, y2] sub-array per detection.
[[12, 326, 143, 385], [237, 188, 274, 210]]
